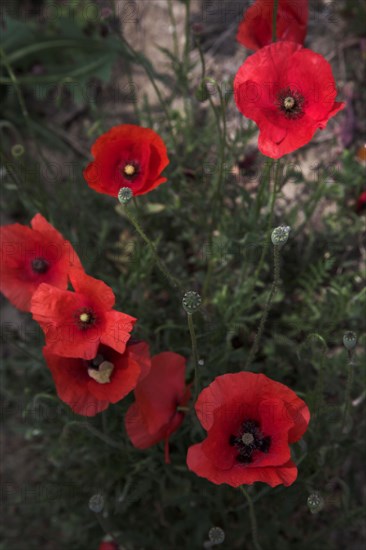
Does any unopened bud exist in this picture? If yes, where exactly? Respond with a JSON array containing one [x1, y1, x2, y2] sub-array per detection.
[[118, 187, 133, 204], [195, 81, 210, 102], [271, 225, 290, 246], [182, 291, 202, 314], [11, 144, 24, 158], [343, 331, 357, 351]]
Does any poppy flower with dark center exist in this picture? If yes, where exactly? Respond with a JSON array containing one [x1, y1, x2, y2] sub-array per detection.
[[0, 214, 82, 312], [43, 341, 151, 416], [98, 538, 118, 550], [234, 41, 345, 158], [186, 372, 310, 487], [356, 190, 366, 214], [125, 352, 190, 463], [237, 0, 308, 51], [83, 124, 169, 197], [31, 268, 136, 359]]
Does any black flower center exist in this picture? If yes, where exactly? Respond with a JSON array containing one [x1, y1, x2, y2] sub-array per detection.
[[121, 161, 140, 180], [277, 87, 305, 119], [31, 257, 49, 274], [229, 419, 271, 464], [74, 307, 96, 330]]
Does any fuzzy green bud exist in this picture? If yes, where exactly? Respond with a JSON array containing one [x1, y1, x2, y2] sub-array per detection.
[[11, 144, 25, 158]]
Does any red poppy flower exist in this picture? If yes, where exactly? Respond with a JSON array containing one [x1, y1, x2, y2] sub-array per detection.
[[186, 372, 310, 487], [83, 124, 169, 197], [234, 41, 345, 158], [237, 0, 308, 51], [31, 268, 136, 359], [125, 352, 190, 463], [43, 341, 150, 416], [98, 540, 118, 550], [0, 214, 82, 312], [356, 190, 366, 214]]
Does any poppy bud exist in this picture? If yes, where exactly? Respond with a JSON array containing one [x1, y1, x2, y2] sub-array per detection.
[[307, 492, 324, 514], [195, 81, 210, 102], [11, 144, 24, 158], [89, 493, 104, 513], [118, 187, 133, 204], [343, 331, 357, 351], [271, 225, 290, 246], [182, 291, 202, 313]]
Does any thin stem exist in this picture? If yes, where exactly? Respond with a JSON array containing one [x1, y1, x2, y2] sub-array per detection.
[[187, 312, 200, 400], [61, 421, 124, 450], [342, 351, 355, 430], [272, 0, 279, 42], [122, 204, 183, 292], [239, 487, 263, 550], [311, 340, 327, 427], [245, 244, 281, 369], [167, 0, 180, 59], [252, 160, 280, 283], [93, 510, 125, 547]]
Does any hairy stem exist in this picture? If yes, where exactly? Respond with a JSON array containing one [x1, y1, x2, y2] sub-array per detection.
[[239, 487, 263, 550]]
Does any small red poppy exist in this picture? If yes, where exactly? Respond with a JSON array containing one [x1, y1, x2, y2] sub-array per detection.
[[43, 341, 150, 416], [98, 540, 119, 550], [31, 268, 136, 359], [83, 124, 170, 197], [234, 41, 345, 158], [237, 0, 308, 51], [0, 213, 82, 312], [125, 352, 190, 463], [186, 372, 310, 487], [356, 190, 366, 213]]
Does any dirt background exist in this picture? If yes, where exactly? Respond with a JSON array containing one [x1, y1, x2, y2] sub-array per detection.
[[1, 1, 365, 549]]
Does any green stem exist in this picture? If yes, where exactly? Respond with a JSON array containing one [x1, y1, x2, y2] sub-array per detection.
[[245, 244, 281, 369], [187, 312, 200, 400], [122, 204, 183, 292], [62, 421, 124, 450], [167, 0, 180, 59], [342, 351, 355, 430], [93, 510, 125, 547], [252, 160, 280, 283], [272, 0, 279, 42], [239, 487, 263, 550]]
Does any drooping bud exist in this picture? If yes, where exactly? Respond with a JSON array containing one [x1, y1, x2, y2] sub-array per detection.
[[118, 187, 133, 204], [195, 80, 210, 102], [271, 225, 290, 246], [307, 492, 324, 514], [182, 291, 202, 314], [11, 144, 25, 158]]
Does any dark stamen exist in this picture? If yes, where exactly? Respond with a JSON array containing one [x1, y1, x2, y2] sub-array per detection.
[[230, 418, 271, 464], [121, 161, 140, 181], [277, 87, 305, 120], [74, 307, 96, 330], [31, 257, 49, 274]]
